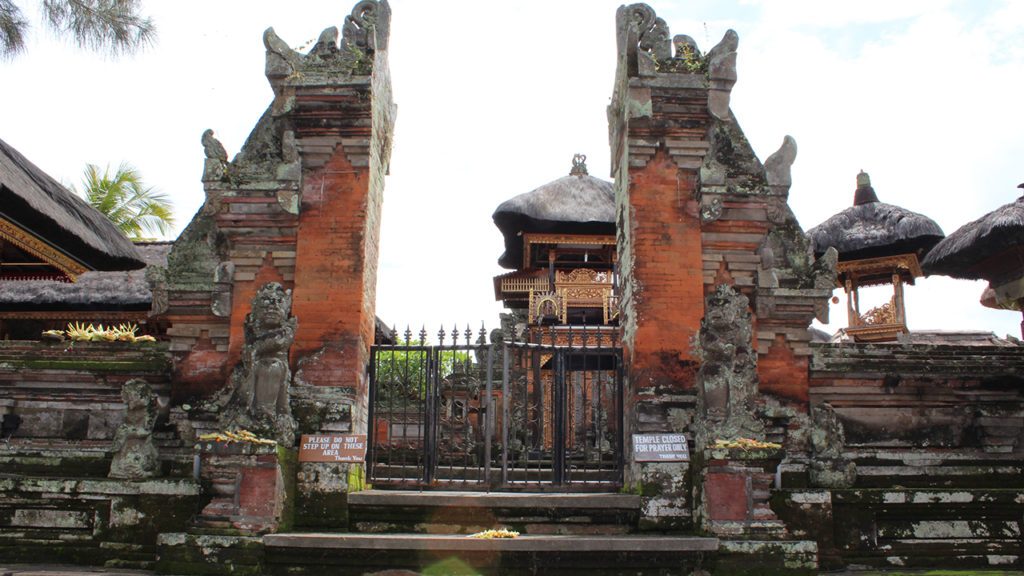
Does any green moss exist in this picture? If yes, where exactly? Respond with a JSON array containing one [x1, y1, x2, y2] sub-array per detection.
[[346, 464, 366, 493], [10, 358, 169, 371], [277, 447, 297, 532], [0, 453, 111, 476]]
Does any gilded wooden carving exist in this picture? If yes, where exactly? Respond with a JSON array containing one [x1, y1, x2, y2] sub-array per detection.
[[0, 217, 88, 280]]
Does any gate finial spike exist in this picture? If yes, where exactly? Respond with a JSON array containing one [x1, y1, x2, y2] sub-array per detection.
[[419, 325, 427, 345], [438, 325, 446, 346], [405, 325, 413, 345], [479, 322, 487, 344], [390, 325, 398, 343], [466, 323, 472, 345]]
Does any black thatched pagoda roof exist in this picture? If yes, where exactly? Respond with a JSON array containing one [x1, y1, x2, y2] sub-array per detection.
[[493, 155, 615, 269], [922, 186, 1024, 280], [0, 242, 168, 311], [0, 137, 144, 272], [807, 171, 944, 262]]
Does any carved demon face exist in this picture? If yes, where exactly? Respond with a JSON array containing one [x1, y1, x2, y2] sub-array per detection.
[[251, 282, 292, 330], [121, 379, 152, 409]]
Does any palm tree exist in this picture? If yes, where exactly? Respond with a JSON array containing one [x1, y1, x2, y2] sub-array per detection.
[[77, 162, 174, 240], [1, 0, 155, 60]]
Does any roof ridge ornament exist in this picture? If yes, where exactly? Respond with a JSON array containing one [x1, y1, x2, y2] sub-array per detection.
[[570, 153, 588, 176], [854, 170, 879, 205]]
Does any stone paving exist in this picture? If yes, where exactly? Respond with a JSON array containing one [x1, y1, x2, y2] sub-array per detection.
[[0, 566, 154, 576], [3, 564, 1023, 576]]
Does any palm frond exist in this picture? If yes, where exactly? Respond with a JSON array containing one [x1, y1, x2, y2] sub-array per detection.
[[77, 162, 174, 240]]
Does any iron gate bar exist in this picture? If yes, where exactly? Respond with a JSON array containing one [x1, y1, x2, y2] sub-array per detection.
[[484, 344, 493, 485], [553, 351, 566, 486], [501, 342, 510, 487], [423, 349, 435, 485]]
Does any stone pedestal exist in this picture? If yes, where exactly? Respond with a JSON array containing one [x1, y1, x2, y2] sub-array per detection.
[[196, 441, 295, 534], [696, 447, 786, 536]]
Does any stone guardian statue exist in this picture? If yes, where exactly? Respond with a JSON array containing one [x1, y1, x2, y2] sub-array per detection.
[[109, 379, 160, 479], [220, 282, 298, 445], [695, 285, 765, 448]]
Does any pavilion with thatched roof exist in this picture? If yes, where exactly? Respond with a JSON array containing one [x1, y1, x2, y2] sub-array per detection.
[[807, 171, 944, 341], [0, 137, 144, 280], [0, 137, 148, 339], [492, 154, 618, 327], [923, 184, 1024, 335]]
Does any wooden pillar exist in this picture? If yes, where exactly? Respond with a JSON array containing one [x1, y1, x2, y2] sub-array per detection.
[[892, 272, 906, 325], [847, 278, 856, 327]]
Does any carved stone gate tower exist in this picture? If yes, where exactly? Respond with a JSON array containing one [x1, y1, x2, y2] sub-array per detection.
[[155, 0, 395, 524], [608, 3, 834, 529]]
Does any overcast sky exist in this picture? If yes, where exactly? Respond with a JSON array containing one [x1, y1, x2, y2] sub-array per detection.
[[3, 0, 1023, 341]]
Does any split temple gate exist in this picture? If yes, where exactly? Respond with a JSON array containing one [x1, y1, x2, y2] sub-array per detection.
[[1, 1, 1023, 574]]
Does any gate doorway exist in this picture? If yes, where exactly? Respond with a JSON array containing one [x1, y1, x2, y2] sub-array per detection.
[[367, 326, 623, 491]]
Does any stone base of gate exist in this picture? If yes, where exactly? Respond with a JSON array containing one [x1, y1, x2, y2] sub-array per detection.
[[695, 447, 787, 537], [194, 442, 296, 535], [294, 461, 365, 530], [637, 461, 693, 531]]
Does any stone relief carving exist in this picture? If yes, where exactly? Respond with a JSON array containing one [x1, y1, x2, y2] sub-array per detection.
[[145, 265, 169, 316], [758, 192, 838, 323], [263, 0, 390, 85], [211, 262, 235, 318], [696, 285, 765, 447], [700, 196, 723, 223], [342, 0, 391, 58], [109, 379, 160, 479], [218, 282, 298, 445]]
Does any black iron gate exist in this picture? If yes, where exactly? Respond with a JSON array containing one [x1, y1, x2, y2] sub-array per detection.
[[367, 325, 623, 490]]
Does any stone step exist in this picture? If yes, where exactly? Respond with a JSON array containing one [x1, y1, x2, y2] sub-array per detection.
[[262, 533, 720, 576], [348, 490, 641, 509], [347, 490, 642, 535]]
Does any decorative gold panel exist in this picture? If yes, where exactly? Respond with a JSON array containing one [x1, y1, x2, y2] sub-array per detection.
[[0, 217, 87, 281]]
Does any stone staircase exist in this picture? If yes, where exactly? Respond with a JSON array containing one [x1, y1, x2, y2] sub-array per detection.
[[159, 489, 820, 575], [347, 490, 642, 535], [263, 532, 719, 576], [256, 490, 723, 575]]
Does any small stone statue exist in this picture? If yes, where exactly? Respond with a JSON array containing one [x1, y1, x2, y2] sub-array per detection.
[[696, 285, 765, 447], [109, 379, 160, 479], [808, 403, 856, 488], [220, 282, 298, 445], [201, 129, 228, 182]]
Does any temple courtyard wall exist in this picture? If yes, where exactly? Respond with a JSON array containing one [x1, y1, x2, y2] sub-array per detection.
[[2, 332, 1022, 572]]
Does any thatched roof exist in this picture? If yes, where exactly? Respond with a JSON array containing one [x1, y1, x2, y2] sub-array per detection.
[[493, 157, 615, 269], [0, 137, 143, 271], [921, 190, 1024, 280], [0, 242, 168, 310], [807, 172, 944, 262]]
